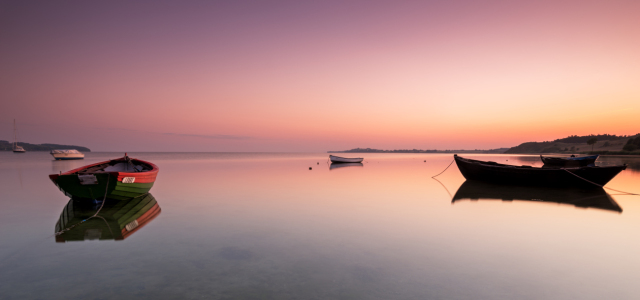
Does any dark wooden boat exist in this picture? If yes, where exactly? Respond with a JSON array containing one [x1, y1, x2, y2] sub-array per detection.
[[49, 154, 159, 200], [540, 154, 599, 167], [55, 193, 161, 242], [452, 180, 622, 213], [454, 154, 625, 188]]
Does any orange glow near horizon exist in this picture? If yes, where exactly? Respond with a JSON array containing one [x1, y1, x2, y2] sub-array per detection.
[[1, 1, 639, 151]]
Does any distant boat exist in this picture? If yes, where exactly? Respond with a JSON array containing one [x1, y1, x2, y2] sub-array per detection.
[[452, 180, 622, 213], [49, 154, 159, 200], [330, 162, 363, 170], [12, 119, 26, 153], [454, 154, 625, 188], [329, 155, 363, 163], [540, 154, 598, 167], [51, 149, 85, 160]]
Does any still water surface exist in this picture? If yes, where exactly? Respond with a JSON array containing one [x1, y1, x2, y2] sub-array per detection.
[[1, 152, 640, 299]]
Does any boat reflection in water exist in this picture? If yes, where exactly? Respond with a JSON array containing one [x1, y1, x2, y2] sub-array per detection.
[[329, 162, 363, 170], [452, 180, 622, 213], [55, 193, 161, 242]]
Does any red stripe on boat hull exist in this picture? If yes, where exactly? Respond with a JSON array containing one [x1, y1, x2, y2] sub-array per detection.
[[51, 155, 159, 184]]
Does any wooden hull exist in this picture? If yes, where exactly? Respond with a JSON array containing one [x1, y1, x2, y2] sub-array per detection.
[[453, 180, 622, 212], [49, 155, 159, 200], [541, 155, 598, 167], [52, 157, 84, 160], [454, 155, 625, 188], [329, 155, 364, 163], [52, 153, 85, 160]]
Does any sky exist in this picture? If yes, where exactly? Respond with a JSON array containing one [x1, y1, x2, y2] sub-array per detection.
[[1, 0, 639, 152]]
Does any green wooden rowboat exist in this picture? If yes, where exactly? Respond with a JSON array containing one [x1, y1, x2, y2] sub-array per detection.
[[49, 154, 159, 200]]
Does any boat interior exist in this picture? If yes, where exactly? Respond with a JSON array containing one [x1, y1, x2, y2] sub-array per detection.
[[75, 159, 153, 174], [457, 156, 538, 168]]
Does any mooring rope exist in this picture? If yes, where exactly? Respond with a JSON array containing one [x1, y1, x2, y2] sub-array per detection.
[[54, 175, 111, 237], [432, 159, 455, 178], [562, 169, 639, 196]]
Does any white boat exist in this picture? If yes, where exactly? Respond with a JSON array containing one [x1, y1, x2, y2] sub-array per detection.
[[329, 154, 363, 163], [50, 149, 84, 160], [12, 119, 26, 153]]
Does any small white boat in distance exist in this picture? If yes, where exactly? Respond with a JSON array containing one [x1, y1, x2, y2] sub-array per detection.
[[51, 149, 85, 160], [329, 155, 363, 163], [12, 119, 26, 153]]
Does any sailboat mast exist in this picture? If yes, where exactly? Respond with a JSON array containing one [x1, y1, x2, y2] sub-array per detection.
[[11, 120, 26, 153], [14, 119, 17, 148]]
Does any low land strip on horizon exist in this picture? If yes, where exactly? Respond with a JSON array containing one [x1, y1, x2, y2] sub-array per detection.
[[0, 140, 91, 152], [330, 134, 640, 155], [4, 134, 640, 155], [328, 148, 509, 154]]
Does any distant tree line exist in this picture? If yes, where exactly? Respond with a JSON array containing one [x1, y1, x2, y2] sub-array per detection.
[[0, 140, 91, 152], [553, 134, 628, 144], [505, 133, 640, 154], [329, 147, 509, 153], [624, 136, 640, 152], [587, 137, 598, 152]]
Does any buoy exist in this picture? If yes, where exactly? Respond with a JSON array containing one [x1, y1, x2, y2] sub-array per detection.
[[317, 162, 319, 165], [309, 167, 312, 170], [424, 160, 426, 162]]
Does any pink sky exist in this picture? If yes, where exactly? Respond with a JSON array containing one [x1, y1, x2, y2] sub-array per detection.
[[1, 0, 639, 151]]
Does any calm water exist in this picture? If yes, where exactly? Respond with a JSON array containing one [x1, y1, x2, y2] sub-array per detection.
[[1, 152, 640, 300]]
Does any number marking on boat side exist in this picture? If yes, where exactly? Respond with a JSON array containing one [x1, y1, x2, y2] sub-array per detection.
[[122, 177, 136, 183], [125, 220, 139, 231]]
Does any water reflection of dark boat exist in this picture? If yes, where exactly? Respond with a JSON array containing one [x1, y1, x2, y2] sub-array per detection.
[[454, 154, 626, 188], [452, 180, 622, 212], [329, 155, 363, 163], [55, 193, 161, 242], [330, 162, 363, 170], [541, 154, 598, 167], [49, 154, 159, 200]]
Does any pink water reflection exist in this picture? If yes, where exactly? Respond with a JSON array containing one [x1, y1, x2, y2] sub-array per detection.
[[132, 153, 640, 299], [4, 152, 640, 299]]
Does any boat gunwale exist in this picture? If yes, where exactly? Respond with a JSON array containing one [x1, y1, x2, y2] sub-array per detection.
[[540, 154, 599, 161], [50, 156, 159, 181]]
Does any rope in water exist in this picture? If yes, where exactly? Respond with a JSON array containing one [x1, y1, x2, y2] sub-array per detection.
[[562, 169, 639, 196], [432, 177, 452, 198], [432, 159, 455, 178], [54, 175, 111, 236]]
